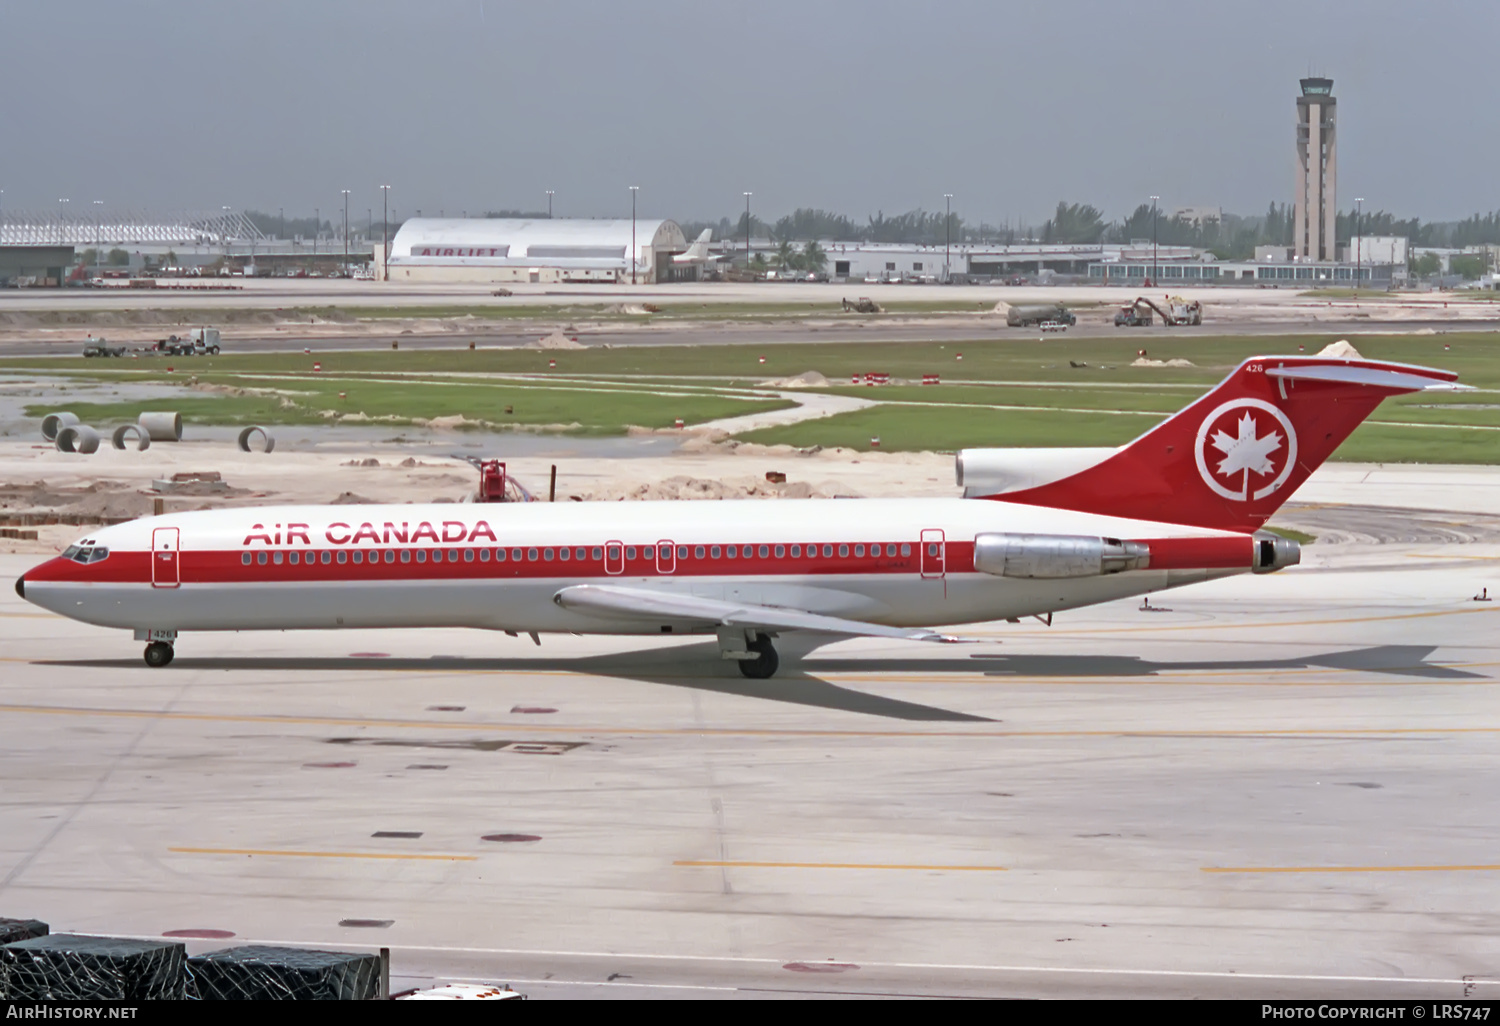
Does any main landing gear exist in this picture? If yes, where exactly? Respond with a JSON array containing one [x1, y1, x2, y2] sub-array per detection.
[[718, 627, 780, 678], [738, 633, 779, 680], [143, 641, 175, 668]]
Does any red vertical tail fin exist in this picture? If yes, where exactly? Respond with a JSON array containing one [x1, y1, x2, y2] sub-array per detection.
[[987, 356, 1463, 532]]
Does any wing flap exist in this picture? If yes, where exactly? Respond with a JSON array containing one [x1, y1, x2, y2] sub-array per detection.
[[553, 584, 962, 643]]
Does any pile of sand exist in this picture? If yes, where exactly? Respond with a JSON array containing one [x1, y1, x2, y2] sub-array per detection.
[[599, 303, 659, 316], [526, 330, 586, 350], [1318, 339, 1364, 359], [1130, 357, 1196, 368], [991, 301, 1011, 315], [759, 370, 830, 388]]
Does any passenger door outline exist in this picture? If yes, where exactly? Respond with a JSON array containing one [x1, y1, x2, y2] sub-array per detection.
[[151, 527, 181, 588], [656, 539, 676, 574], [920, 528, 946, 579], [605, 540, 624, 575]]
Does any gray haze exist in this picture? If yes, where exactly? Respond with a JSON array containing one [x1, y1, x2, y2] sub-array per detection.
[[2, 0, 1496, 226]]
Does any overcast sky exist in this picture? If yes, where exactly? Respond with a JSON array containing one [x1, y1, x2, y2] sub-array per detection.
[[2, 1, 1495, 227]]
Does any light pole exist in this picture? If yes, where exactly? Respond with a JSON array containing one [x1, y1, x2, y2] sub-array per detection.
[[58, 198, 69, 246], [546, 190, 554, 219], [313, 206, 319, 261], [1149, 195, 1159, 287], [341, 189, 350, 276], [743, 192, 752, 268], [279, 207, 284, 242], [222, 205, 232, 265], [944, 193, 953, 283], [1354, 196, 1364, 296], [380, 185, 391, 281], [629, 185, 639, 285], [93, 199, 103, 251]]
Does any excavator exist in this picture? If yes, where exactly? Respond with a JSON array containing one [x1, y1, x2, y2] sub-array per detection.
[[1114, 295, 1202, 327]]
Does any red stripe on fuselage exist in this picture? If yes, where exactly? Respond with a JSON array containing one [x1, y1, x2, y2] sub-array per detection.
[[26, 543, 961, 585]]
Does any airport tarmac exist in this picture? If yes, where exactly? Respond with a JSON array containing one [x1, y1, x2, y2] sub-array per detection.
[[2, 279, 1497, 357], [1, 474, 1498, 997]]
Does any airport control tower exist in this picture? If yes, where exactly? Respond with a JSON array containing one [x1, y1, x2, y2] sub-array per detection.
[[1293, 77, 1337, 262]]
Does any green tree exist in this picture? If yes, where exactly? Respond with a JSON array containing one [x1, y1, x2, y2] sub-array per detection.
[[801, 240, 827, 273], [1450, 254, 1487, 279], [749, 253, 769, 274], [773, 239, 801, 271], [1411, 252, 1442, 277], [80, 248, 100, 266], [1042, 202, 1105, 244], [106, 248, 130, 266]]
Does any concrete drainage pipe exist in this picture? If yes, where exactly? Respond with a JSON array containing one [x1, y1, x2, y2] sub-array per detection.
[[55, 425, 101, 454], [111, 423, 151, 451], [138, 411, 184, 442], [41, 412, 79, 442], [237, 425, 275, 453]]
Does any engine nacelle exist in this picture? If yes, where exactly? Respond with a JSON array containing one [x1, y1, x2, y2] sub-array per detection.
[[973, 533, 1151, 579], [1251, 530, 1300, 573]]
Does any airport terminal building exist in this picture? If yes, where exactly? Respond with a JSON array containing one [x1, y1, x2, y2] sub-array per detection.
[[377, 218, 694, 284]]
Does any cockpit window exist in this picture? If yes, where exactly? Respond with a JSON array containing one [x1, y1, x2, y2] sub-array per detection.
[[63, 545, 109, 564]]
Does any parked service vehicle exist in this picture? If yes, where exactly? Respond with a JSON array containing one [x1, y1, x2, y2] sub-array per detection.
[[1006, 303, 1076, 327], [82, 340, 127, 358]]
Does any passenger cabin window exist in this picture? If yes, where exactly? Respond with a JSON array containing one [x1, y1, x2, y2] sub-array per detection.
[[241, 553, 251, 565]]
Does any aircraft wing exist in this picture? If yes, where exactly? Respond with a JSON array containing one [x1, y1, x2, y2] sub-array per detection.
[[552, 583, 963, 643]]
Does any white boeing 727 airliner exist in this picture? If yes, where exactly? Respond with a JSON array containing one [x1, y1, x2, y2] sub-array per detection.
[[16, 355, 1463, 675]]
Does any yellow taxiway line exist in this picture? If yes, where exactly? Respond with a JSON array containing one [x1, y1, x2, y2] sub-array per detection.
[[1203, 863, 1500, 874], [675, 859, 1006, 872], [168, 846, 476, 862]]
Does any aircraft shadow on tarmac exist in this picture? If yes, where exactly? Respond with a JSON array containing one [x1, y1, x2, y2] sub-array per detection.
[[38, 642, 1474, 724], [39, 639, 990, 723]]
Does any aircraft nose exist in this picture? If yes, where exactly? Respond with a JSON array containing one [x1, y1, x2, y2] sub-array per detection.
[[14, 574, 24, 600]]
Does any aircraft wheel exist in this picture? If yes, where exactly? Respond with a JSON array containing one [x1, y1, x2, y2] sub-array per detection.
[[737, 635, 779, 679], [143, 641, 174, 668]]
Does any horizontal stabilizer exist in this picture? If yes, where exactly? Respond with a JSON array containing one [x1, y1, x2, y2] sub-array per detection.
[[554, 584, 963, 643], [1266, 363, 1468, 392]]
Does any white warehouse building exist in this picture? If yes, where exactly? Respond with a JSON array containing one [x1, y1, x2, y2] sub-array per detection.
[[375, 217, 693, 284]]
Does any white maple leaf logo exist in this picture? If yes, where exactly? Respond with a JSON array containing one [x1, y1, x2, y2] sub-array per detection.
[[1211, 412, 1282, 479]]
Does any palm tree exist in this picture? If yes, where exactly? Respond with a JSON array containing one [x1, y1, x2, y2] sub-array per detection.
[[774, 239, 800, 271], [801, 240, 827, 273]]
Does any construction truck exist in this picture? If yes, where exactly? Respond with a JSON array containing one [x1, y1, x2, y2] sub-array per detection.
[[1113, 296, 1202, 327], [1006, 303, 1076, 328], [82, 338, 127, 358]]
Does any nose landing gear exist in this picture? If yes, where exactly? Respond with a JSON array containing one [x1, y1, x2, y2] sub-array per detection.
[[143, 641, 175, 668]]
